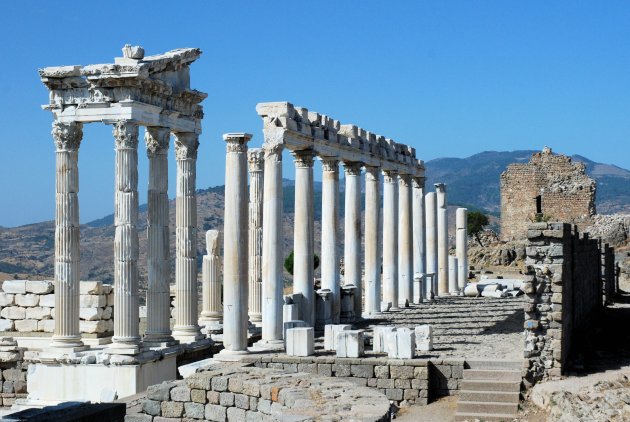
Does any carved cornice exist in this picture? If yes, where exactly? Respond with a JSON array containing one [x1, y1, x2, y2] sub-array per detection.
[[382, 169, 398, 183], [174, 132, 199, 160], [292, 150, 315, 168], [145, 127, 170, 157], [113, 121, 139, 150], [321, 158, 339, 173], [343, 162, 363, 176], [247, 148, 264, 172], [52, 121, 83, 151]]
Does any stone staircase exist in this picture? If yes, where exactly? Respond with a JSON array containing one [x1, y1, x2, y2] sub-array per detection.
[[454, 360, 522, 422]]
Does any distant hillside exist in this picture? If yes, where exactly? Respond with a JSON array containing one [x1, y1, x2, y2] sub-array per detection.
[[425, 150, 630, 215]]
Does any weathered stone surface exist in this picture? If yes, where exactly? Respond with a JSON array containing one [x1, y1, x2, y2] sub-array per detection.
[[143, 399, 161, 416], [79, 280, 103, 295], [15, 294, 39, 307], [205, 403, 227, 421], [184, 402, 205, 419], [1, 307, 25, 320], [80, 294, 107, 308], [79, 320, 108, 333], [2, 281, 26, 294], [79, 307, 103, 321], [25, 280, 54, 294], [161, 401, 184, 418], [25, 306, 52, 320], [170, 385, 191, 402], [15, 320, 38, 332], [0, 293, 15, 307]]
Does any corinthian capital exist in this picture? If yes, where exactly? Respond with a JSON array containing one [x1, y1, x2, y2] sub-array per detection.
[[343, 161, 363, 176], [365, 166, 380, 181], [113, 121, 139, 149], [321, 158, 339, 173], [223, 133, 252, 154], [247, 148, 264, 172], [382, 169, 398, 183], [292, 150, 315, 168], [398, 173, 412, 187], [145, 127, 170, 157], [52, 121, 83, 151], [174, 132, 200, 160], [263, 142, 283, 162], [412, 176, 426, 190]]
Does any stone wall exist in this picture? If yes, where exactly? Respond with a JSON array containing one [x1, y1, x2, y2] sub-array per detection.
[[500, 148, 596, 241], [601, 242, 616, 305], [523, 222, 603, 384], [125, 362, 391, 422], [0, 280, 113, 335], [0, 338, 28, 406]]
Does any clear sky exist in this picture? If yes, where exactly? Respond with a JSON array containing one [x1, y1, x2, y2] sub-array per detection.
[[1, 1, 629, 227]]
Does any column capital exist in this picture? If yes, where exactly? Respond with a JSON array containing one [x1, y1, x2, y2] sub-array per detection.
[[365, 166, 380, 181], [174, 132, 200, 160], [52, 121, 83, 151], [412, 176, 426, 189], [343, 161, 363, 176], [382, 169, 398, 183], [145, 127, 170, 157], [248, 148, 265, 172], [434, 182, 446, 193], [263, 142, 283, 162], [292, 149, 315, 168], [398, 173, 412, 187], [113, 120, 139, 150], [223, 132, 252, 153], [321, 157, 339, 172]]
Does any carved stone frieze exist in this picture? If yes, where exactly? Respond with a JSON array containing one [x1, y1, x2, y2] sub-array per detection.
[[52, 121, 83, 151], [174, 133, 199, 160]]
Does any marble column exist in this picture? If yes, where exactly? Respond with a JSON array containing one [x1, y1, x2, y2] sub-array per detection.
[[397, 173, 413, 307], [364, 166, 381, 315], [435, 183, 449, 295], [50, 121, 85, 350], [449, 256, 458, 293], [412, 176, 426, 304], [293, 150, 316, 326], [200, 230, 222, 330], [344, 162, 363, 316], [172, 132, 204, 343], [221, 133, 251, 353], [320, 158, 341, 323], [111, 121, 141, 353], [383, 170, 399, 310], [144, 127, 174, 346], [257, 141, 284, 349], [247, 149, 264, 326], [456, 208, 469, 291], [425, 192, 438, 298]]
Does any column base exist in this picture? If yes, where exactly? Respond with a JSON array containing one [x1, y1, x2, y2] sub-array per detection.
[[199, 320, 223, 335], [173, 325, 204, 344], [248, 315, 263, 327], [143, 339, 180, 348], [49, 335, 86, 351], [215, 348, 249, 362], [250, 339, 284, 352], [104, 344, 144, 356]]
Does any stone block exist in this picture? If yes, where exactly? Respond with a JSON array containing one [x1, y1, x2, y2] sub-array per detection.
[[15, 319, 38, 332], [207, 390, 220, 404], [15, 294, 39, 307], [147, 382, 177, 401], [161, 401, 184, 418], [102, 306, 113, 320], [25, 307, 51, 320], [351, 364, 374, 378], [2, 281, 26, 294], [25, 280, 54, 294], [235, 393, 249, 409], [227, 407, 246, 421], [386, 328, 415, 359], [79, 320, 108, 334], [107, 293, 115, 307], [317, 364, 332, 377], [372, 326, 396, 353], [80, 307, 103, 321], [380, 301, 392, 312], [38, 320, 54, 332], [212, 376, 228, 392], [80, 294, 107, 308], [79, 280, 103, 295], [184, 402, 205, 419], [415, 325, 433, 352], [282, 320, 307, 344], [385, 388, 403, 401], [142, 399, 161, 416], [377, 378, 395, 389], [390, 365, 414, 380], [286, 327, 314, 357], [0, 320, 14, 331], [219, 391, 234, 406], [39, 294, 55, 307], [374, 365, 389, 378], [323, 324, 351, 351], [336, 330, 364, 358], [0, 307, 25, 320], [170, 385, 191, 402], [228, 377, 244, 394], [191, 389, 208, 404], [283, 303, 298, 323], [0, 294, 14, 307]]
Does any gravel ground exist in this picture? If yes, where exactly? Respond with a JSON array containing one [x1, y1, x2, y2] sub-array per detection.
[[357, 295, 526, 360]]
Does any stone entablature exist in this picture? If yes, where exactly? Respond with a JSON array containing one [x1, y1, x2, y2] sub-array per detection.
[[500, 147, 596, 241]]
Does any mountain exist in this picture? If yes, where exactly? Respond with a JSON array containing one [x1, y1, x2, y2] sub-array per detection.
[[425, 150, 630, 215]]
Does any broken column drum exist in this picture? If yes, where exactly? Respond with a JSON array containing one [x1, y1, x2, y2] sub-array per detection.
[[425, 192, 438, 298], [412, 176, 426, 304], [200, 230, 222, 330], [456, 208, 468, 291], [435, 183, 449, 295], [247, 149, 264, 326]]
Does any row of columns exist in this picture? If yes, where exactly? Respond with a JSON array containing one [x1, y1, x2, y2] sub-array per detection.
[[51, 120, 203, 353]]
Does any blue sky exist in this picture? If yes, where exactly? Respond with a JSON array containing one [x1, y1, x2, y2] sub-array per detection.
[[1, 1, 629, 227]]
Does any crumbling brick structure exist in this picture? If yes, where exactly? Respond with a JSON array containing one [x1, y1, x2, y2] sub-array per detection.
[[500, 147, 596, 241]]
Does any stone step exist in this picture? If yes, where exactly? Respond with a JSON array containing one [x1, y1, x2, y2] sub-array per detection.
[[462, 369, 522, 382], [456, 400, 519, 415], [465, 359, 523, 371], [459, 390, 520, 403], [459, 380, 521, 392], [453, 411, 518, 421]]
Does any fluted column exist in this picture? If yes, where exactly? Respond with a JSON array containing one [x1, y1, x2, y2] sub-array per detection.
[[398, 173, 413, 307], [200, 230, 222, 328], [144, 127, 174, 346], [221, 133, 251, 353], [321, 158, 341, 323], [293, 150, 315, 326], [344, 162, 363, 316], [247, 149, 264, 326], [425, 192, 438, 298], [412, 176, 426, 303], [456, 208, 468, 291], [257, 141, 284, 348], [50, 121, 84, 350], [111, 121, 141, 353], [364, 166, 381, 315], [383, 170, 399, 310], [172, 132, 203, 343], [435, 183, 449, 295]]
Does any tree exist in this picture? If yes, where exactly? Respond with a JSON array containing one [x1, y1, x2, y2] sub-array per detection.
[[468, 210, 490, 246], [284, 250, 320, 276]]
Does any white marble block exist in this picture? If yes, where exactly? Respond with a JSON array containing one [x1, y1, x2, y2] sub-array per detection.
[[15, 319, 38, 332], [336, 330, 364, 358], [286, 327, 314, 357], [0, 293, 14, 307], [373, 326, 396, 353], [283, 304, 298, 323], [385, 328, 416, 359], [15, 294, 39, 307], [25, 280, 54, 294], [25, 307, 52, 320], [380, 301, 392, 313], [39, 294, 55, 307], [80, 280, 103, 295], [415, 324, 433, 352], [0, 320, 14, 331], [80, 320, 108, 334], [2, 280, 26, 294], [283, 320, 307, 344], [80, 294, 107, 308], [324, 324, 351, 351], [1, 307, 26, 320], [80, 307, 103, 321], [38, 320, 54, 333]]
